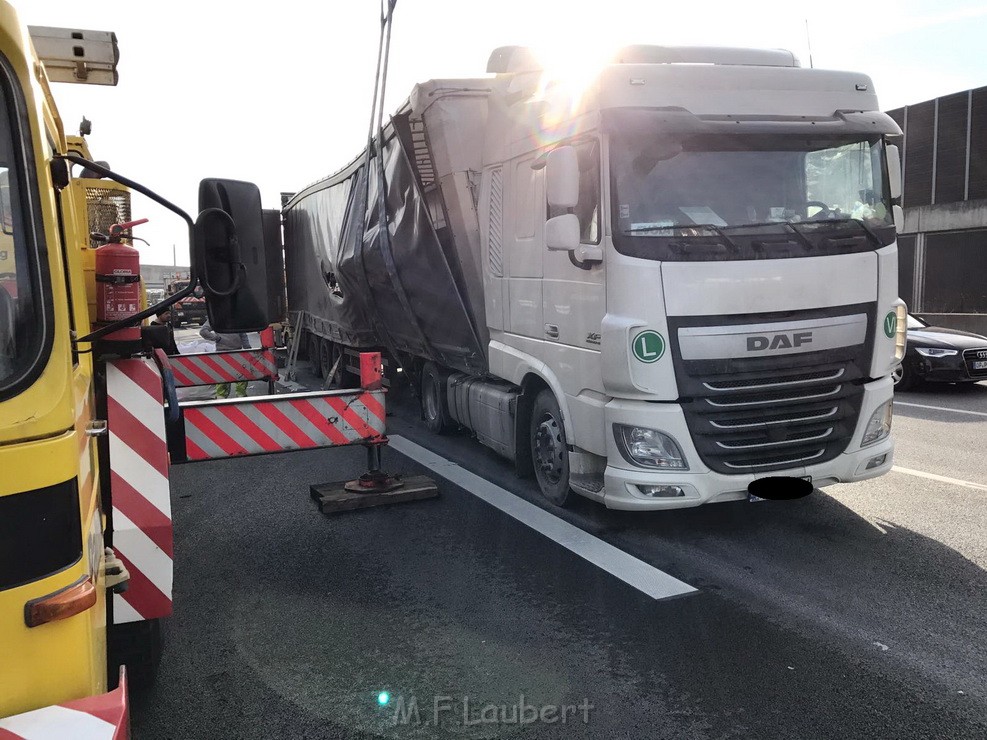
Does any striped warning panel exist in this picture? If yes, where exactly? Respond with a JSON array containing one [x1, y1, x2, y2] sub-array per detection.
[[169, 349, 277, 387], [105, 358, 173, 625], [181, 389, 386, 460], [0, 670, 128, 739]]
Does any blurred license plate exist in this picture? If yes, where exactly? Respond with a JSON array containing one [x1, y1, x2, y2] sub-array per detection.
[[748, 475, 812, 502], [973, 360, 987, 370]]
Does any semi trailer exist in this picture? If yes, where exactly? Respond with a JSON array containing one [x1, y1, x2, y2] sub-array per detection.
[[281, 44, 907, 510]]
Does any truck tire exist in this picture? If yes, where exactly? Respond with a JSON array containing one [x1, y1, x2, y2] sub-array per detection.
[[319, 338, 335, 381], [308, 334, 322, 377], [329, 343, 359, 388], [530, 389, 571, 506], [421, 362, 454, 433], [108, 618, 162, 691]]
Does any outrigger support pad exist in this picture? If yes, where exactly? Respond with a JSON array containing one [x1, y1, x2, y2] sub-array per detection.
[[310, 437, 439, 514]]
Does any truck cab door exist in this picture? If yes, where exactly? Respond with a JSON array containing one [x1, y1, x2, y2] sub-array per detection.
[[506, 156, 544, 342]]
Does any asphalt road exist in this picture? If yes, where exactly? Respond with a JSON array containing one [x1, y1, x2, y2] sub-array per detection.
[[131, 365, 987, 739]]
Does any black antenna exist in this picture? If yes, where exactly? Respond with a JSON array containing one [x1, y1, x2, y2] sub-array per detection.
[[805, 19, 814, 69]]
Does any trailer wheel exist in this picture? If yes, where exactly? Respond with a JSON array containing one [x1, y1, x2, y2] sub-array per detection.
[[329, 343, 360, 388], [308, 334, 322, 377], [317, 338, 335, 381], [530, 390, 571, 506], [108, 618, 162, 691], [421, 362, 453, 433]]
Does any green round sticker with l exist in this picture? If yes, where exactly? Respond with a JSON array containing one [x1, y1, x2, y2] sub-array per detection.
[[883, 311, 897, 338], [632, 330, 666, 363]]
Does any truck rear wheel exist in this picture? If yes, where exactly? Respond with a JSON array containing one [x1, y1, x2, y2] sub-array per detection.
[[308, 334, 322, 377], [319, 338, 335, 381], [530, 390, 571, 506], [421, 362, 454, 433]]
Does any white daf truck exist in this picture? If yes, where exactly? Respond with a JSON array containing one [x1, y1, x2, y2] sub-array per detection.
[[282, 44, 906, 509]]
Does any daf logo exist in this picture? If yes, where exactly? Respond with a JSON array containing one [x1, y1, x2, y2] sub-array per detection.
[[747, 331, 814, 351]]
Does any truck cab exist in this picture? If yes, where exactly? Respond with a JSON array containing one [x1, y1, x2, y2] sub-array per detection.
[[479, 46, 905, 508], [0, 6, 120, 718]]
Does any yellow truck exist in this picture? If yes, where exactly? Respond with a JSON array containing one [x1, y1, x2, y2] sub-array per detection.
[[0, 7, 407, 734], [0, 8, 137, 732]]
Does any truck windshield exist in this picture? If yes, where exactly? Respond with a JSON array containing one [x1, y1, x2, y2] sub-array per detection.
[[0, 60, 49, 399], [609, 133, 895, 261]]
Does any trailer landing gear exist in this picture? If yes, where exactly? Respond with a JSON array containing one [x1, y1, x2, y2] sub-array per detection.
[[310, 439, 439, 514]]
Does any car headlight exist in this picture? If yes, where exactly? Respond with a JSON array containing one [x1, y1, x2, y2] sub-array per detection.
[[861, 400, 893, 447], [614, 425, 688, 470], [915, 347, 958, 358]]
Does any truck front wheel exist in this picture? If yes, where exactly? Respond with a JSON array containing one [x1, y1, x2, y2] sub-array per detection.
[[530, 390, 571, 506]]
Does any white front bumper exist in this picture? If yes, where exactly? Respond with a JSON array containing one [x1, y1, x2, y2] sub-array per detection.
[[598, 377, 895, 510]]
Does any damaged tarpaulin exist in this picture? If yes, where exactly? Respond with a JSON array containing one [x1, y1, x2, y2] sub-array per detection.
[[283, 123, 486, 375]]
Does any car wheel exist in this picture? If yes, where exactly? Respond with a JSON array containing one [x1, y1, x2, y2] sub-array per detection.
[[530, 389, 571, 506], [420, 362, 453, 433], [892, 361, 917, 392]]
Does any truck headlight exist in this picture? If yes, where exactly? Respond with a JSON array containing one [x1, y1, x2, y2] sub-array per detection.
[[614, 425, 688, 470], [861, 400, 893, 447], [915, 347, 958, 357]]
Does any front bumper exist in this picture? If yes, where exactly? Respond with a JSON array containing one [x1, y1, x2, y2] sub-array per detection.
[[599, 377, 895, 510], [913, 354, 986, 384], [0, 668, 128, 739]]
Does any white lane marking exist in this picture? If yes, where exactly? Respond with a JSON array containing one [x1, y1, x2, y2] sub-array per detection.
[[891, 466, 987, 492], [388, 436, 696, 601], [0, 704, 116, 740], [895, 401, 987, 418]]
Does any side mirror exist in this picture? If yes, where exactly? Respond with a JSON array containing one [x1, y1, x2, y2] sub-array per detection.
[[194, 178, 271, 333], [546, 146, 579, 208], [886, 144, 902, 202], [546, 214, 580, 251], [893, 204, 904, 233]]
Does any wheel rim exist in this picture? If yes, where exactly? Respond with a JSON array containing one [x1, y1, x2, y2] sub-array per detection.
[[892, 365, 903, 385], [533, 413, 565, 485]]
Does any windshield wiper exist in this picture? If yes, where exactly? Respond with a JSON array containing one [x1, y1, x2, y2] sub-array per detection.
[[622, 223, 740, 252], [720, 221, 815, 251], [804, 217, 883, 246]]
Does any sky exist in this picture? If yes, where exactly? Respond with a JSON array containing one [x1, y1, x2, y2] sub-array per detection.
[[22, 0, 987, 266]]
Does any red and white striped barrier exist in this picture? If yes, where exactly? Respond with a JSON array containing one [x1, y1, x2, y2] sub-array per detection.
[[0, 671, 128, 740], [181, 389, 385, 461], [169, 348, 277, 387], [105, 359, 173, 624]]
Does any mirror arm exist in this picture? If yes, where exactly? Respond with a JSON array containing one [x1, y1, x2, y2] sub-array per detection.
[[55, 154, 201, 344]]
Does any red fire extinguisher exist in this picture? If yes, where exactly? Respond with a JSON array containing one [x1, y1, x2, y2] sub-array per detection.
[[95, 218, 149, 343]]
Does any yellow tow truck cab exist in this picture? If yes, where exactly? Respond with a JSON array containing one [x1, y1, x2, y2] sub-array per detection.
[[0, 2, 127, 721]]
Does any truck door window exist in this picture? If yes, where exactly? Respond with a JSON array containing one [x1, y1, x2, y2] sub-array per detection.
[[0, 55, 51, 400]]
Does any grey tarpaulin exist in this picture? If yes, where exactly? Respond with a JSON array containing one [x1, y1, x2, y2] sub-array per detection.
[[283, 122, 486, 375]]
